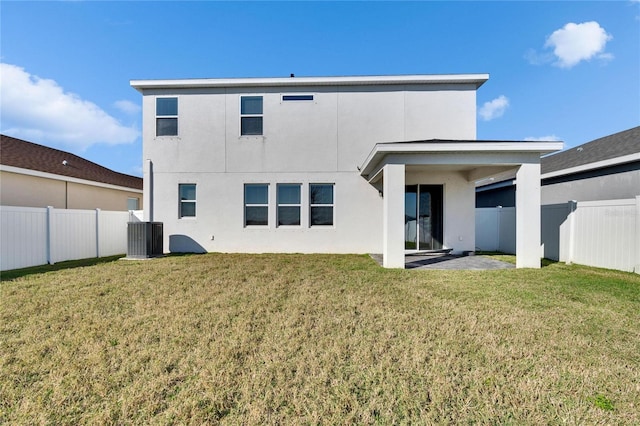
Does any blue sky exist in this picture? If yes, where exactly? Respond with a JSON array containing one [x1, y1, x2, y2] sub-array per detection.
[[1, 1, 639, 177]]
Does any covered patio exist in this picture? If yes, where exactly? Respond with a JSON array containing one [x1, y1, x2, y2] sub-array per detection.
[[360, 140, 563, 269]]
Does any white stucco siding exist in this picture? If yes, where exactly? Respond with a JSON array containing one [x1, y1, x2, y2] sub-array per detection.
[[225, 88, 340, 173], [337, 85, 478, 171], [150, 171, 382, 254], [403, 84, 477, 141], [337, 87, 406, 172], [142, 90, 227, 174], [142, 83, 479, 177], [150, 167, 477, 255]]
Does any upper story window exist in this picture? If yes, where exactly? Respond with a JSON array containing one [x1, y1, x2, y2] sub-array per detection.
[[310, 183, 334, 226], [240, 96, 263, 136], [244, 184, 268, 226], [277, 184, 301, 226], [156, 97, 178, 136], [179, 184, 196, 218]]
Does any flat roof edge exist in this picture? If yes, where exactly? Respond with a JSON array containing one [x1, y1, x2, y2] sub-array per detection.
[[130, 74, 489, 91], [370, 141, 564, 155]]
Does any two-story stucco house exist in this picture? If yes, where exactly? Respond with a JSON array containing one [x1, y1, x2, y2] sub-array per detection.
[[130, 74, 561, 268]]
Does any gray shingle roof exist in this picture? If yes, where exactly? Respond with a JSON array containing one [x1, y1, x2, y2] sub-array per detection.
[[0, 134, 142, 190], [541, 126, 640, 174]]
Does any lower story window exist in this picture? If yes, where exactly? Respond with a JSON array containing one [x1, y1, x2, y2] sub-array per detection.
[[179, 184, 196, 218], [277, 184, 301, 226], [310, 183, 334, 226], [245, 184, 269, 226]]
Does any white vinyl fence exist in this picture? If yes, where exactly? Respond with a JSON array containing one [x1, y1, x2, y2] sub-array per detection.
[[1, 206, 134, 271], [476, 196, 640, 273], [475, 207, 516, 254], [563, 198, 639, 273]]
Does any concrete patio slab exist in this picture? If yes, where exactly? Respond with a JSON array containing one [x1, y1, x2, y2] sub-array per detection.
[[370, 253, 515, 270]]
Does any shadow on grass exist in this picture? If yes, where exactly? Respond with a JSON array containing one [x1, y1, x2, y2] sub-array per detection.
[[541, 258, 559, 267], [1, 255, 125, 282], [164, 252, 208, 258], [476, 251, 560, 268]]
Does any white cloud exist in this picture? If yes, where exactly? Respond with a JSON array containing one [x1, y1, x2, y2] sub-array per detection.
[[0, 63, 139, 150], [544, 21, 613, 68], [478, 95, 509, 121], [524, 48, 554, 66], [524, 135, 562, 142], [114, 100, 141, 115]]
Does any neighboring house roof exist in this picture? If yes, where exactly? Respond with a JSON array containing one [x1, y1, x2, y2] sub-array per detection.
[[541, 126, 640, 175], [0, 134, 142, 190], [476, 126, 640, 188]]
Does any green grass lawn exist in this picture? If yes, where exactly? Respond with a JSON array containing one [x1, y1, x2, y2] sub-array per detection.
[[1, 254, 639, 424]]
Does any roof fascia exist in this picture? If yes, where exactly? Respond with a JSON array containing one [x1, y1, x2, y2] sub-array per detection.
[[542, 152, 640, 179], [131, 74, 489, 92], [0, 165, 143, 193]]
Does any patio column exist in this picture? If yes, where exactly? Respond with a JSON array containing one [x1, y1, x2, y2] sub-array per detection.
[[515, 162, 541, 268], [383, 163, 405, 268]]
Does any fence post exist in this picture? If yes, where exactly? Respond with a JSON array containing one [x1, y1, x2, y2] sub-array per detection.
[[95, 208, 101, 258], [496, 206, 502, 252], [635, 196, 640, 274], [567, 200, 577, 264], [46, 206, 55, 265]]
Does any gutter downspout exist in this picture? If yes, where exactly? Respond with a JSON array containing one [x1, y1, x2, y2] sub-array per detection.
[[143, 159, 153, 222]]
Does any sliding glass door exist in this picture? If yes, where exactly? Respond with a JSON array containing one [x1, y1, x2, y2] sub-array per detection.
[[405, 185, 443, 251]]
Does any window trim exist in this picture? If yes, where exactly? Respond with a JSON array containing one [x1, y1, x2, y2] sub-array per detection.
[[240, 95, 264, 136], [277, 183, 302, 227], [178, 183, 196, 219], [244, 183, 269, 227], [156, 97, 178, 137], [309, 183, 335, 227]]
